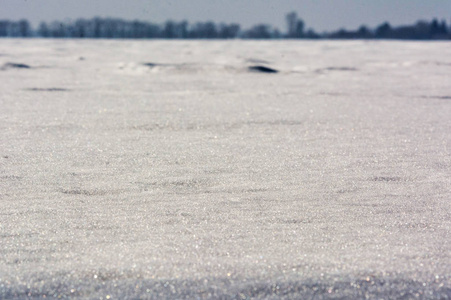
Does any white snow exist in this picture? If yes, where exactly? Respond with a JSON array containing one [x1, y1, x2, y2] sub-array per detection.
[[0, 39, 450, 299]]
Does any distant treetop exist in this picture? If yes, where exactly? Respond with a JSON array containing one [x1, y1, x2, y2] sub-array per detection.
[[0, 12, 449, 40]]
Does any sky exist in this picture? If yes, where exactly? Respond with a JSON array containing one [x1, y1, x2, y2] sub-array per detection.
[[1, 0, 451, 32]]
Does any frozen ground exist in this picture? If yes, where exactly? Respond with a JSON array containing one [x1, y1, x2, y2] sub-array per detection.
[[0, 39, 450, 299]]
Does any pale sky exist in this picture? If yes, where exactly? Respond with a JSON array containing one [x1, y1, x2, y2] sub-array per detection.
[[1, 0, 450, 32]]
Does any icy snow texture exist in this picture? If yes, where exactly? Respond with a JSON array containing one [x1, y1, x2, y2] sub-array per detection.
[[0, 39, 450, 299]]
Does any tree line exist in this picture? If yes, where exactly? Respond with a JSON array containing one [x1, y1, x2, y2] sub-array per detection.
[[0, 12, 450, 40]]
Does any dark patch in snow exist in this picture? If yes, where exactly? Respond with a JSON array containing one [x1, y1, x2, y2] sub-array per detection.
[[1, 62, 31, 70], [419, 61, 451, 66], [246, 120, 303, 126], [142, 62, 165, 68], [248, 65, 279, 73], [130, 119, 302, 132], [277, 218, 312, 224], [371, 176, 402, 182], [244, 188, 269, 193], [320, 92, 347, 96], [0, 175, 21, 180], [141, 62, 264, 74], [60, 189, 108, 196], [317, 67, 358, 73], [25, 88, 70, 92], [336, 188, 359, 194], [420, 95, 451, 100], [435, 62, 451, 66]]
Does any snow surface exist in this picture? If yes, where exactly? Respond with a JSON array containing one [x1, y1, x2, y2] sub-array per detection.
[[0, 39, 450, 299]]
